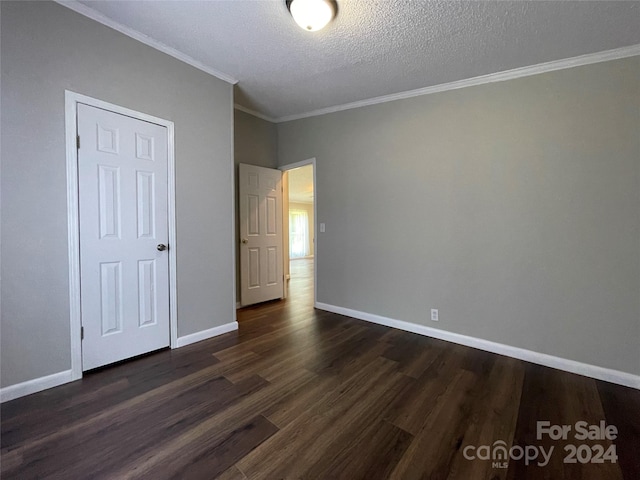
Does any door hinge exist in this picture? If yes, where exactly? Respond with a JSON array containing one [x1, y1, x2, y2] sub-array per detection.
[[81, 326, 84, 340], [76, 135, 81, 150]]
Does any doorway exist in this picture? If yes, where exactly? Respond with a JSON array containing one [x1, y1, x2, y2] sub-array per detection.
[[281, 159, 316, 306]]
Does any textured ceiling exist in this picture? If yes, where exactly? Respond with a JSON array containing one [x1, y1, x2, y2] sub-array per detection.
[[72, 0, 640, 121], [288, 165, 314, 204]]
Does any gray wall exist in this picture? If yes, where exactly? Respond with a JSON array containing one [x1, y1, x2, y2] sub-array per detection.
[[235, 109, 278, 169], [234, 109, 278, 301], [1, 1, 234, 387], [278, 56, 640, 375]]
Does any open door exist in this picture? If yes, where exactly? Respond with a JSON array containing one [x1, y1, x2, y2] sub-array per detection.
[[239, 164, 284, 306]]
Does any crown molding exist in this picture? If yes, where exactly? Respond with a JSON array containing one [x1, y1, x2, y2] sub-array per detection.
[[234, 104, 277, 123], [55, 1, 238, 85], [277, 44, 640, 123], [49, 3, 640, 123]]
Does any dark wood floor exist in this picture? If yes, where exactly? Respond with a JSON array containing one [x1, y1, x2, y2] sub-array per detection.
[[2, 258, 639, 479]]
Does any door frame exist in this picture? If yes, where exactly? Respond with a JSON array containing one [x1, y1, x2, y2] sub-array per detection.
[[65, 90, 178, 381], [280, 158, 317, 306]]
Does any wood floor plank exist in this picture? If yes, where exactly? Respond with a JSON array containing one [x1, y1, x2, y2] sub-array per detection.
[[236, 357, 402, 478], [1, 344, 222, 450], [597, 381, 640, 480], [215, 465, 248, 480], [110, 368, 317, 479], [1, 259, 638, 479], [165, 415, 279, 480], [445, 356, 525, 480], [3, 375, 269, 480], [306, 419, 414, 480], [233, 322, 370, 383], [384, 344, 469, 435], [298, 379, 416, 480], [507, 365, 624, 480], [389, 370, 479, 480], [2, 361, 233, 458]]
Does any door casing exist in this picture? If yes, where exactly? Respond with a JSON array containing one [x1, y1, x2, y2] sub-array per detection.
[[65, 90, 178, 381], [280, 158, 317, 307]]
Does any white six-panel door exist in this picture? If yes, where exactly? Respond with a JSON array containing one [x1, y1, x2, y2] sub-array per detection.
[[78, 103, 170, 370], [239, 164, 284, 306]]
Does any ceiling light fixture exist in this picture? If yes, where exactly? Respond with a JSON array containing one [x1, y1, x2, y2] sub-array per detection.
[[286, 0, 336, 32]]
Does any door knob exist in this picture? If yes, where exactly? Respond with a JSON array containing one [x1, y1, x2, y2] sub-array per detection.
[[241, 238, 248, 244], [157, 244, 167, 251]]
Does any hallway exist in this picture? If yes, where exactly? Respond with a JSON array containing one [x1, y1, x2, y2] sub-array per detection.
[[288, 258, 314, 306]]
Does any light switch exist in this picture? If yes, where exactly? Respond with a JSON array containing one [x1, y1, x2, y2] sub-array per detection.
[[320, 223, 326, 233]]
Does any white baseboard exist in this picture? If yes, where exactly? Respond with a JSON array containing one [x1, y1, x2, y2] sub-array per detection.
[[0, 369, 74, 403], [315, 302, 640, 389], [1, 323, 239, 402], [176, 321, 238, 348], [236, 302, 241, 309]]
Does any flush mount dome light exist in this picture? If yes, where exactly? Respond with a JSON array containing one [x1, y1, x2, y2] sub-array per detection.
[[286, 0, 336, 32]]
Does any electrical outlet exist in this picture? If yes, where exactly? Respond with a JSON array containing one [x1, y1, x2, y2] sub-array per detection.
[[320, 223, 326, 233], [431, 309, 439, 322]]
